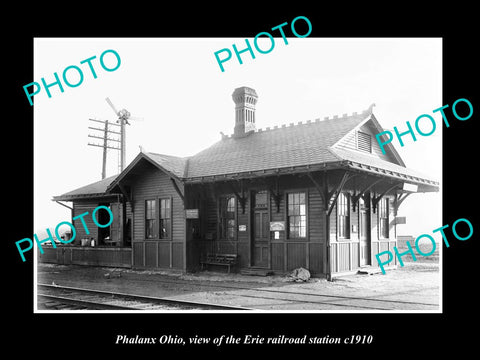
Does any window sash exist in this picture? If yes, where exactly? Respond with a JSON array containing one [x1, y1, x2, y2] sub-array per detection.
[[287, 192, 306, 239], [379, 198, 389, 238], [337, 193, 350, 238], [160, 218, 171, 239], [219, 196, 236, 240], [145, 198, 172, 240], [159, 198, 171, 239], [145, 200, 157, 239]]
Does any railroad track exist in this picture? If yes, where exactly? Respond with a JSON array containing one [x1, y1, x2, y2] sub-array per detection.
[[38, 274, 439, 311], [37, 283, 252, 311], [106, 277, 439, 310]]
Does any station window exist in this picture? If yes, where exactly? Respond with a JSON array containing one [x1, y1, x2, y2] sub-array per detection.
[[337, 192, 350, 239], [145, 199, 156, 239], [219, 196, 236, 240], [379, 198, 389, 238], [287, 192, 306, 239], [160, 198, 171, 239]]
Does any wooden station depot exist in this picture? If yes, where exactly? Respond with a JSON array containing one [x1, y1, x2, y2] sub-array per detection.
[[45, 87, 439, 280]]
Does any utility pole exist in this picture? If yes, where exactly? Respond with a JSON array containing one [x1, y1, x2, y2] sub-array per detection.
[[102, 120, 109, 179], [119, 116, 127, 172], [87, 118, 121, 179]]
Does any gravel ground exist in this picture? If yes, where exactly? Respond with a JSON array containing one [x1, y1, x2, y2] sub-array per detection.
[[36, 260, 440, 311]]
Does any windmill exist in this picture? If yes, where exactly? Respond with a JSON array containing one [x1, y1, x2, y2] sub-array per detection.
[[105, 97, 143, 172]]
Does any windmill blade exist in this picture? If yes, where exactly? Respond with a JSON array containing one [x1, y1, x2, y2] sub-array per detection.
[[105, 97, 120, 116]]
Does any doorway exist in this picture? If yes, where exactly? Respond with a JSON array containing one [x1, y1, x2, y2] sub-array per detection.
[[251, 190, 269, 268]]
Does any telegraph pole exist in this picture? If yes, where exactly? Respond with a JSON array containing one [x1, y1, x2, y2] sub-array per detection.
[[120, 117, 126, 172], [88, 118, 121, 179], [100, 120, 109, 179]]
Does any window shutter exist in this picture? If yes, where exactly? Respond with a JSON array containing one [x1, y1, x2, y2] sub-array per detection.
[[357, 131, 372, 153]]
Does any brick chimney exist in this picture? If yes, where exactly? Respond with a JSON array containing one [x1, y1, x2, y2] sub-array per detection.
[[232, 86, 258, 138]]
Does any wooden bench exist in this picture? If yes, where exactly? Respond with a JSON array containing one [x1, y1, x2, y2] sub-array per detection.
[[200, 253, 238, 273]]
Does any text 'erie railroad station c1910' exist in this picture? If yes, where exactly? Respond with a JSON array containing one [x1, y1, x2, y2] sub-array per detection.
[[41, 86, 439, 280]]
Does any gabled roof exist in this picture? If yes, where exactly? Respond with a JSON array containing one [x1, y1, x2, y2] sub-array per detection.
[[332, 110, 406, 167], [142, 152, 189, 179], [53, 103, 439, 200], [186, 110, 371, 179], [52, 175, 118, 201], [105, 151, 189, 193]]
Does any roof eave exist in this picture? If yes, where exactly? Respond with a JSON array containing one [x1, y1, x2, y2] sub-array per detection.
[[52, 193, 121, 202], [184, 161, 349, 184], [345, 160, 439, 191], [184, 159, 439, 192]]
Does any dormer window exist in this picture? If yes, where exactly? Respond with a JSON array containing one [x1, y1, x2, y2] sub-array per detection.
[[357, 131, 372, 153]]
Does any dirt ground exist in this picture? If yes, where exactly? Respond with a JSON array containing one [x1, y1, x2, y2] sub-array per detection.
[[36, 259, 440, 311], [174, 261, 440, 310]]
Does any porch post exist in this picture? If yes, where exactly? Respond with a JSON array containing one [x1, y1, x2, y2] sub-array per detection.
[[323, 172, 332, 281], [325, 212, 331, 281]]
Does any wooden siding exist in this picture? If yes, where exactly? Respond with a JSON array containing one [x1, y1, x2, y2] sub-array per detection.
[[286, 243, 307, 269], [125, 167, 398, 275], [335, 122, 398, 163], [336, 130, 356, 151], [371, 195, 398, 268], [329, 191, 398, 274], [194, 175, 326, 275], [72, 198, 130, 247], [130, 161, 186, 270], [72, 201, 100, 243], [37, 247, 131, 268]]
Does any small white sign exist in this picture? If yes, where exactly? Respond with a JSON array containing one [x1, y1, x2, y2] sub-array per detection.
[[403, 183, 418, 192], [185, 209, 199, 219]]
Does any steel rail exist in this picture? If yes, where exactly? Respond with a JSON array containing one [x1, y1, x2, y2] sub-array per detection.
[[38, 294, 135, 310], [37, 283, 252, 311], [105, 277, 439, 309]]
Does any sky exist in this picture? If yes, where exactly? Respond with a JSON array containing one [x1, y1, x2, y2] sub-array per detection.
[[34, 37, 442, 239]]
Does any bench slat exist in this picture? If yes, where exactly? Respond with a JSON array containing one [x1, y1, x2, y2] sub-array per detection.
[[201, 253, 238, 273]]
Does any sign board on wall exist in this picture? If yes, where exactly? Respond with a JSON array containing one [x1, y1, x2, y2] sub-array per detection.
[[270, 221, 285, 231], [185, 209, 199, 219]]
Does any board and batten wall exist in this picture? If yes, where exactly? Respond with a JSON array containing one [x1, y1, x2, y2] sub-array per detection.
[[196, 175, 326, 275], [330, 194, 398, 275], [130, 163, 186, 271]]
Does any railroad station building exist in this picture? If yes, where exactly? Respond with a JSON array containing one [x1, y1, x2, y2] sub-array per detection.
[[46, 86, 439, 279]]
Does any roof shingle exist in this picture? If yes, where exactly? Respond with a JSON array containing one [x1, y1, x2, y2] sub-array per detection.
[[186, 113, 367, 178], [53, 175, 118, 200]]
